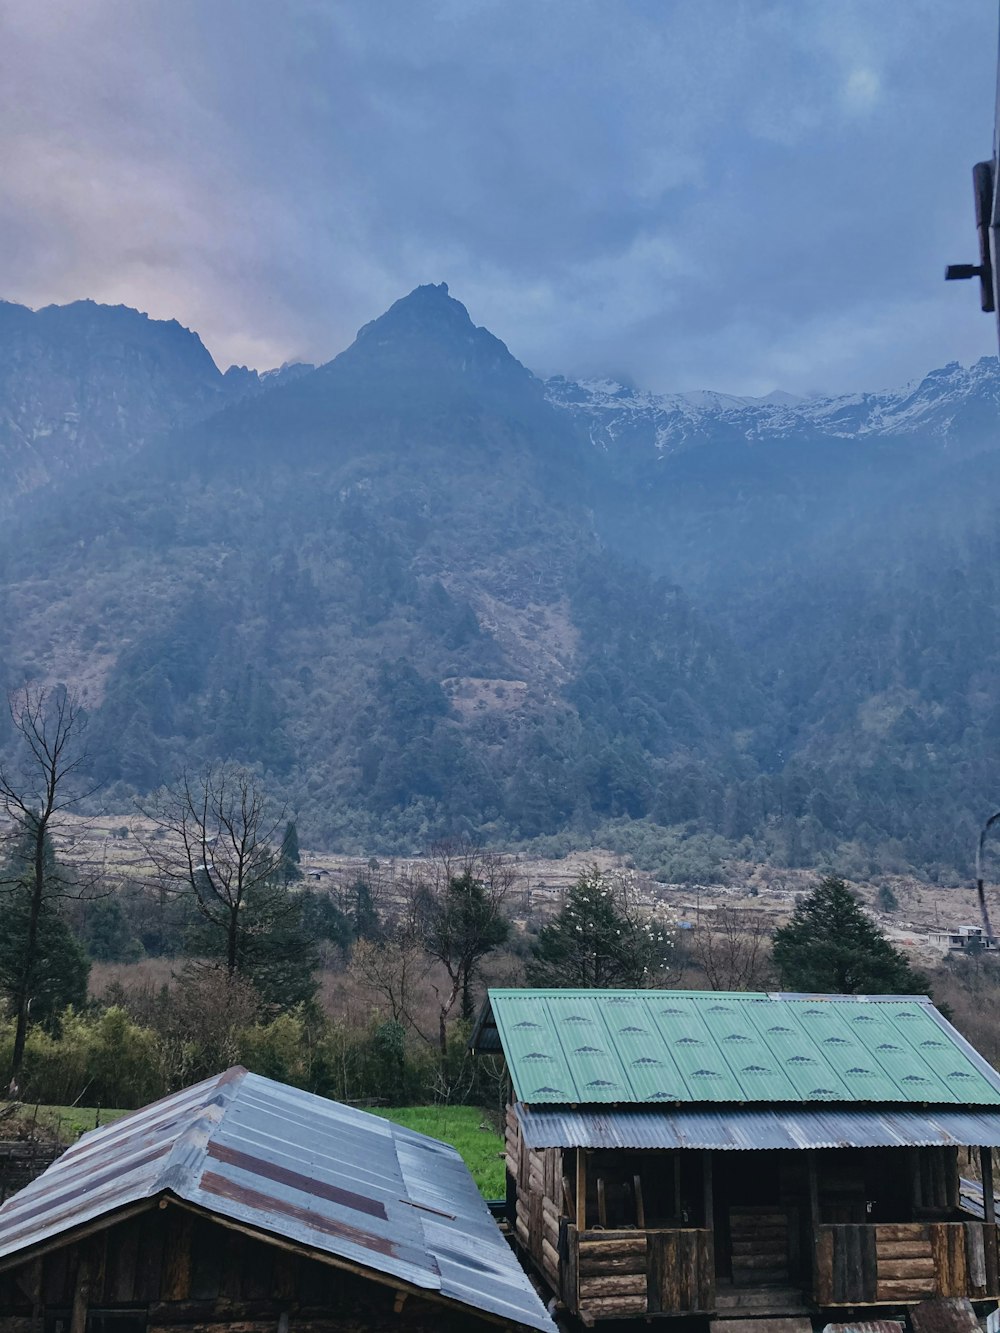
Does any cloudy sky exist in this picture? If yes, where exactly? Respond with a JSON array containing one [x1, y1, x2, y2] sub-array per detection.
[[2, 0, 997, 396]]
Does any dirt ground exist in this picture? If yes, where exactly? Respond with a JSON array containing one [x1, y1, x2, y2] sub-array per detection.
[[46, 811, 995, 975]]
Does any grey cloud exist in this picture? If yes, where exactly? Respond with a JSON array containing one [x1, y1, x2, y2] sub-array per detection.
[[0, 0, 996, 394]]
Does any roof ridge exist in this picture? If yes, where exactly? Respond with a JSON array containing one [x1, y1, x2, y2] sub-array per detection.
[[156, 1066, 248, 1196]]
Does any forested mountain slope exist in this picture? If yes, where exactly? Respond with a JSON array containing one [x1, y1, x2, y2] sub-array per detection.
[[2, 282, 1000, 877], [0, 299, 311, 502]]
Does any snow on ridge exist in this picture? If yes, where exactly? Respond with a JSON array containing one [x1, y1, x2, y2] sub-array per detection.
[[546, 356, 1000, 452]]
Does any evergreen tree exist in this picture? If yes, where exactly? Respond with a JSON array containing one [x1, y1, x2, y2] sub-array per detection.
[[0, 687, 91, 1088], [0, 832, 90, 1031], [425, 869, 511, 1022], [280, 820, 303, 883], [350, 876, 383, 943], [528, 867, 673, 988], [772, 876, 929, 995]]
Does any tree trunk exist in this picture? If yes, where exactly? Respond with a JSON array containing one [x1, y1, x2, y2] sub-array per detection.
[[227, 907, 239, 976], [9, 821, 46, 1092], [439, 1006, 448, 1060]]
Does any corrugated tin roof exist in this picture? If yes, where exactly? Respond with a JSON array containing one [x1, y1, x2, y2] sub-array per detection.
[[958, 1176, 1000, 1219], [0, 1068, 555, 1333], [517, 1104, 1000, 1151], [474, 989, 1000, 1107]]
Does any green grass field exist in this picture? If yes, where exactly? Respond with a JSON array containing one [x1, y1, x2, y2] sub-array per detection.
[[370, 1105, 506, 1197], [30, 1102, 505, 1198], [28, 1105, 128, 1141]]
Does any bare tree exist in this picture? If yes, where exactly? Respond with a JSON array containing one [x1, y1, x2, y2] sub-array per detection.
[[692, 905, 773, 991], [0, 686, 96, 1090], [137, 765, 300, 985], [350, 937, 431, 1037]]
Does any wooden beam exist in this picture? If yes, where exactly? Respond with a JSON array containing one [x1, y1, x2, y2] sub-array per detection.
[[702, 1151, 713, 1233], [576, 1149, 586, 1232], [562, 1173, 575, 1219], [69, 1248, 92, 1333], [807, 1150, 820, 1294], [597, 1177, 607, 1229], [633, 1173, 646, 1230], [807, 1152, 819, 1229], [909, 1147, 922, 1216], [983, 1147, 996, 1225], [673, 1154, 682, 1221]]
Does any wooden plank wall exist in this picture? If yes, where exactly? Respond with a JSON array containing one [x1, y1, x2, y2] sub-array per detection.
[[0, 1207, 503, 1333], [816, 1223, 1000, 1306], [729, 1207, 793, 1285], [505, 1104, 563, 1298]]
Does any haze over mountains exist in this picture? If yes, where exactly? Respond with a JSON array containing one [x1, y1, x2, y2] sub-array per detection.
[[2, 282, 999, 882]]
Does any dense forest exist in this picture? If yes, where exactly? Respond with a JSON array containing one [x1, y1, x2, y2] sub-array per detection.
[[2, 283, 1000, 881]]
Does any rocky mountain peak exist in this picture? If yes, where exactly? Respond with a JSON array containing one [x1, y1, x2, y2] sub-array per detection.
[[330, 283, 539, 404]]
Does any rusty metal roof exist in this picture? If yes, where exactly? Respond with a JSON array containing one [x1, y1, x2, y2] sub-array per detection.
[[0, 1068, 555, 1333], [474, 989, 1000, 1106], [517, 1103, 1000, 1151]]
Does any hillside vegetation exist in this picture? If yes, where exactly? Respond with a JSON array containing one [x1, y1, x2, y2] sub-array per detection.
[[1, 283, 1000, 879]]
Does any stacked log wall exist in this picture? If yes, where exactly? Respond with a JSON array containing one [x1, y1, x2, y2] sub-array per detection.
[[815, 1222, 1000, 1305], [505, 1104, 563, 1297]]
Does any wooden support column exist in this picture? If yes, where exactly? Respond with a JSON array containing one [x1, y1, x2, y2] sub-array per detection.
[[576, 1148, 587, 1232], [702, 1150, 713, 1232], [982, 1147, 996, 1224], [946, 1147, 960, 1212], [982, 1147, 999, 1295], [634, 1173, 646, 1229], [806, 1150, 820, 1296], [70, 1248, 93, 1333], [673, 1154, 682, 1220], [909, 1147, 922, 1216]]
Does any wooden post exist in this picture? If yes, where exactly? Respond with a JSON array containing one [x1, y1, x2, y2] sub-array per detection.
[[982, 1147, 996, 1222], [562, 1174, 575, 1218], [946, 1147, 960, 1212], [703, 1150, 713, 1232], [634, 1173, 646, 1230], [597, 1177, 607, 1228], [70, 1248, 92, 1333], [983, 1147, 999, 1295], [674, 1154, 682, 1221], [909, 1147, 922, 1216], [576, 1149, 587, 1232], [805, 1150, 820, 1300]]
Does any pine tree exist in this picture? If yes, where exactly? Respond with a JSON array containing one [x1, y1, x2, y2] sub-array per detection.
[[528, 867, 673, 988], [0, 828, 90, 1033], [280, 820, 303, 883], [772, 876, 929, 995]]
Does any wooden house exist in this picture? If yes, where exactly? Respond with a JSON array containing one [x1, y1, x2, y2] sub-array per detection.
[[0, 1067, 555, 1333], [471, 988, 1000, 1325]]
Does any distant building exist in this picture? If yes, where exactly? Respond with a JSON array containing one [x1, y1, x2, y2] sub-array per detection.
[[929, 924, 997, 951], [0, 1067, 554, 1333], [472, 988, 1000, 1324]]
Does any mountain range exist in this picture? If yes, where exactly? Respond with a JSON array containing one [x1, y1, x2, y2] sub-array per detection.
[[2, 282, 999, 881]]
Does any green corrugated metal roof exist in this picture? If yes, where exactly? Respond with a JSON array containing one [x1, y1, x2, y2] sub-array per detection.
[[477, 990, 1000, 1107]]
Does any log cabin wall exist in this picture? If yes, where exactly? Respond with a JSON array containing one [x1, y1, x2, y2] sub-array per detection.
[[506, 1109, 715, 1321], [0, 1205, 505, 1333], [505, 1103, 563, 1298], [814, 1221, 1000, 1305]]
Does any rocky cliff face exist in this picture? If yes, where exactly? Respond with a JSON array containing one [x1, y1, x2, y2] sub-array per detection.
[[0, 299, 313, 500]]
